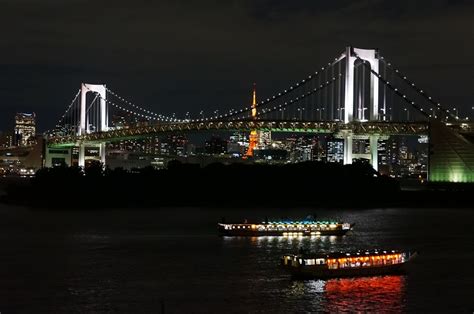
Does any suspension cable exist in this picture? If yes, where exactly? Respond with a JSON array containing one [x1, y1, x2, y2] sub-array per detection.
[[252, 74, 343, 119], [106, 87, 177, 122], [195, 55, 345, 122], [378, 56, 456, 120], [353, 54, 429, 119], [56, 89, 81, 126], [83, 85, 178, 122]]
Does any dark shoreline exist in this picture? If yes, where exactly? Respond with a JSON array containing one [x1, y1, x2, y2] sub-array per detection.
[[1, 161, 473, 210], [2, 187, 473, 209]]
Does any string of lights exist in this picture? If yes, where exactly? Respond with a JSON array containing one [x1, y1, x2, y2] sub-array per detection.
[[87, 85, 190, 122], [52, 52, 449, 132], [253, 74, 343, 119], [96, 55, 341, 124], [108, 101, 160, 121], [83, 85, 164, 121], [188, 55, 344, 122], [378, 55, 456, 120], [353, 55, 429, 119], [105, 87, 180, 122], [56, 89, 81, 125]]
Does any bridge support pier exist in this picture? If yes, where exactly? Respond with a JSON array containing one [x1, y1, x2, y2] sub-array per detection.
[[78, 144, 85, 168], [76, 143, 106, 168], [343, 131, 353, 165], [99, 142, 106, 165], [43, 146, 72, 167], [370, 135, 379, 171]]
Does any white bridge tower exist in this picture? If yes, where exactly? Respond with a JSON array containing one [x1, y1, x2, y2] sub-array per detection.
[[78, 83, 108, 167]]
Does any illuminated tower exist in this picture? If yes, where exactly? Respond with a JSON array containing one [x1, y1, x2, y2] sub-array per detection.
[[246, 84, 258, 157]]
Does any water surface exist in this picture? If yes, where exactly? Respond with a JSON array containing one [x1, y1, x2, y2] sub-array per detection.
[[0, 206, 473, 313]]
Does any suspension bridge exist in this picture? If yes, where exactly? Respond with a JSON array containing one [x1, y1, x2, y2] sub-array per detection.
[[45, 46, 474, 183]]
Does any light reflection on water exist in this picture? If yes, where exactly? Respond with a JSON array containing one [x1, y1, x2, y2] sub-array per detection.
[[223, 234, 345, 254], [1, 206, 473, 313], [223, 235, 406, 312], [323, 275, 405, 312], [288, 276, 405, 312]]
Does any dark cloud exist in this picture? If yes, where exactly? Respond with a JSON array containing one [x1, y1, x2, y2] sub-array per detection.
[[0, 0, 473, 130]]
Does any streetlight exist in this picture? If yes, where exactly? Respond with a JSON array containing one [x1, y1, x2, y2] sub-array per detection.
[[200, 110, 204, 120], [404, 108, 410, 121]]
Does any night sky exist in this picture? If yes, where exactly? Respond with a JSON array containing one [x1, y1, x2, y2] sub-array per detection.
[[1, 0, 473, 131]]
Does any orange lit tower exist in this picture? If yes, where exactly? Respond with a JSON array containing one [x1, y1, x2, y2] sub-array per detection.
[[246, 83, 258, 157]]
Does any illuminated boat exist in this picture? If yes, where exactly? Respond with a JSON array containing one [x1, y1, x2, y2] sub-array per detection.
[[281, 250, 417, 279], [217, 219, 353, 236]]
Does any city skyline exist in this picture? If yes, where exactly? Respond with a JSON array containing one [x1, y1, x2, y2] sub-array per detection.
[[0, 3, 474, 313], [1, 1, 474, 131]]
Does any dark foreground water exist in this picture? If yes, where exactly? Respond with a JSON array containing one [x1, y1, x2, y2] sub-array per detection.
[[0, 205, 473, 313]]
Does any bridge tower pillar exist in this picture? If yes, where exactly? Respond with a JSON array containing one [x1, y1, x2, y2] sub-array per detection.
[[78, 83, 108, 167], [344, 46, 355, 123], [78, 144, 85, 168], [79, 83, 108, 135], [369, 135, 379, 171], [342, 130, 353, 165], [99, 142, 106, 165], [344, 47, 379, 123]]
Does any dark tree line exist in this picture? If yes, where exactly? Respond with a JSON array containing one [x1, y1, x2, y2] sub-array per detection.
[[3, 160, 404, 209]]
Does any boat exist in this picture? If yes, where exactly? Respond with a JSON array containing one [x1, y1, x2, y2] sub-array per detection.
[[217, 218, 353, 236], [281, 249, 417, 279]]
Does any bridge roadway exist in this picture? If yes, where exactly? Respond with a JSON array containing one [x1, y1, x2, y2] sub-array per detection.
[[47, 120, 473, 148], [48, 120, 434, 147]]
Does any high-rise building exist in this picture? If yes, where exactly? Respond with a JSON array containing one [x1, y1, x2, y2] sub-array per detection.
[[14, 113, 36, 146], [326, 139, 344, 163], [257, 130, 272, 149], [352, 139, 370, 155], [160, 135, 188, 156], [0, 131, 14, 148], [228, 132, 248, 156], [377, 140, 389, 175], [144, 136, 160, 155], [205, 136, 227, 155], [388, 138, 400, 165], [292, 136, 320, 162]]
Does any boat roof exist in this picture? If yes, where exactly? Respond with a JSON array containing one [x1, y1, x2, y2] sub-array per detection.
[[265, 220, 340, 224], [285, 249, 405, 259], [219, 220, 343, 225]]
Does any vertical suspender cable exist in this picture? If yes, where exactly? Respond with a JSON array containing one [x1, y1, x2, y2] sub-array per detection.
[[383, 61, 387, 121], [337, 60, 341, 120], [362, 62, 366, 120]]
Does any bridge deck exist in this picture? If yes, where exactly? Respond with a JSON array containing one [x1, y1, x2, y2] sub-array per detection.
[[47, 120, 434, 147]]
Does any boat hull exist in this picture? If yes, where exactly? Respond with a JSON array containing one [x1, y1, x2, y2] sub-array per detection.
[[218, 229, 350, 237]]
